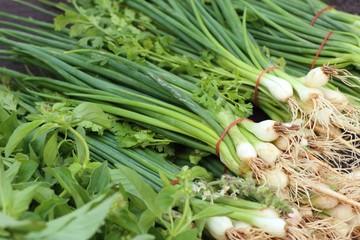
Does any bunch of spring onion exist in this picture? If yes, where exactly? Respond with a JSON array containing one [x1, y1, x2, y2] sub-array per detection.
[[261, 0, 360, 35], [233, 0, 360, 68], [236, 0, 360, 111], [228, 0, 360, 164], [235, 0, 360, 113]]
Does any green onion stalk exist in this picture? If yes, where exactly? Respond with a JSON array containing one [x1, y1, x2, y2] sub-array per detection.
[[266, 0, 360, 35], [0, 59, 245, 176], [4, 0, 360, 133]]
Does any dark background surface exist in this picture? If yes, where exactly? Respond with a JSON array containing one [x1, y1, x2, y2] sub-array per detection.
[[0, 0, 58, 22], [1, 0, 359, 18], [327, 0, 360, 14]]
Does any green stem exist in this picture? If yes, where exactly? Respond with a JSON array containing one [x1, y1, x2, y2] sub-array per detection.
[[68, 127, 90, 166]]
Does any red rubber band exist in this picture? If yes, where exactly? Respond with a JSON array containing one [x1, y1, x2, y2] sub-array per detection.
[[254, 66, 279, 106], [310, 6, 335, 26], [215, 118, 252, 156], [223, 166, 228, 175], [170, 179, 180, 185], [311, 31, 333, 70]]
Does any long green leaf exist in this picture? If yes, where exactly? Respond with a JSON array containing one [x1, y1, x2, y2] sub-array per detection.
[[192, 204, 232, 220], [5, 120, 44, 157], [115, 165, 160, 217], [46, 167, 90, 208], [12, 183, 41, 218], [0, 162, 13, 215], [0, 213, 45, 233], [0, 112, 18, 147], [87, 161, 111, 195], [138, 209, 156, 234], [43, 131, 59, 167], [25, 193, 117, 240]]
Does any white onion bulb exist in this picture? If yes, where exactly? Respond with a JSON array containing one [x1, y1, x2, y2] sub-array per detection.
[[303, 67, 330, 88], [205, 216, 234, 240]]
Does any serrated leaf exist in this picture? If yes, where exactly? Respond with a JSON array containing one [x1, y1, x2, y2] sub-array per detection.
[[34, 198, 68, 219], [72, 102, 111, 131], [25, 194, 117, 240], [156, 186, 177, 213], [68, 162, 83, 177], [173, 229, 197, 240], [138, 209, 156, 234], [69, 23, 91, 37], [46, 167, 90, 208], [4, 161, 21, 183], [17, 159, 39, 183], [0, 112, 18, 147], [0, 213, 45, 233], [0, 163, 13, 213], [87, 161, 111, 195], [54, 11, 86, 31], [0, 87, 18, 112], [31, 123, 58, 142], [5, 120, 44, 157], [91, 37, 104, 48], [132, 234, 155, 240], [12, 183, 41, 218], [43, 131, 59, 167], [115, 165, 159, 217], [72, 126, 87, 165]]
